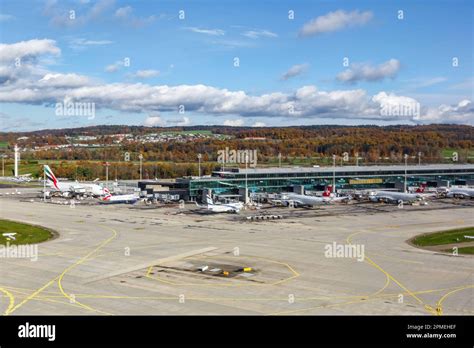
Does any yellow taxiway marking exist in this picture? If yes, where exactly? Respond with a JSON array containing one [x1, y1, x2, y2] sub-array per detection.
[[436, 284, 474, 315], [146, 253, 300, 287], [267, 285, 474, 316], [88, 247, 217, 284], [6, 225, 117, 315], [57, 225, 118, 315], [346, 229, 437, 315], [0, 287, 15, 315]]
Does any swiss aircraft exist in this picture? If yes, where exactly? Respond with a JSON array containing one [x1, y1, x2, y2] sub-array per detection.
[[280, 186, 350, 207]]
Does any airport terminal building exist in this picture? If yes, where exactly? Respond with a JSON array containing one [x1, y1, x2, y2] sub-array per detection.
[[139, 164, 474, 201]]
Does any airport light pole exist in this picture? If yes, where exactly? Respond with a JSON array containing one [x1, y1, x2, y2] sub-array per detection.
[[332, 154, 336, 192], [43, 164, 46, 201], [104, 162, 110, 187], [245, 152, 248, 204], [197, 153, 202, 177], [139, 154, 143, 180], [404, 154, 408, 193], [1, 155, 5, 176]]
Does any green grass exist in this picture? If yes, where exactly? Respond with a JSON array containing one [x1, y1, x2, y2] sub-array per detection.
[[442, 246, 474, 255], [2, 162, 42, 176], [412, 227, 474, 246], [457, 246, 474, 255], [441, 148, 474, 158], [0, 142, 8, 148], [0, 219, 54, 245]]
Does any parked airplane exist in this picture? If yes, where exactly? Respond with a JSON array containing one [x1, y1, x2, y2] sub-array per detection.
[[195, 195, 243, 213], [369, 190, 424, 204], [446, 186, 474, 198], [409, 184, 437, 198], [99, 188, 139, 204], [11, 174, 32, 183], [280, 192, 328, 207], [43, 165, 106, 197], [43, 165, 85, 197], [322, 185, 352, 203]]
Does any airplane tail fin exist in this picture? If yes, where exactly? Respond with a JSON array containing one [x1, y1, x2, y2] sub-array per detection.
[[101, 188, 112, 201], [205, 194, 214, 205], [416, 183, 426, 193], [323, 186, 331, 197], [43, 165, 59, 190]]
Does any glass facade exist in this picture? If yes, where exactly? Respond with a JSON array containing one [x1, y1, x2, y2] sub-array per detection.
[[187, 166, 474, 199]]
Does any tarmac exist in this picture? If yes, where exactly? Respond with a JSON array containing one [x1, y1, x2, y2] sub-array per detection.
[[0, 189, 473, 315]]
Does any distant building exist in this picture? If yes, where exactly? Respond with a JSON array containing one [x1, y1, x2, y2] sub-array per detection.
[[144, 164, 474, 201]]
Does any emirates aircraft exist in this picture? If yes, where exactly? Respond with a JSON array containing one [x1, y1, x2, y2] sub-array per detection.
[[43, 165, 106, 197]]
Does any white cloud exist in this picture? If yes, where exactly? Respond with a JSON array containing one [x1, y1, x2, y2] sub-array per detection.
[[185, 27, 225, 36], [224, 119, 245, 126], [38, 73, 92, 87], [105, 60, 128, 73], [114, 5, 156, 27], [0, 39, 60, 63], [448, 77, 473, 91], [209, 39, 255, 49], [177, 116, 190, 126], [300, 10, 373, 37], [405, 77, 447, 89], [0, 39, 472, 125], [144, 114, 165, 127], [45, 0, 115, 27], [129, 70, 160, 79], [418, 99, 473, 124], [242, 29, 278, 39], [337, 59, 401, 83], [69, 38, 113, 50], [115, 6, 132, 18], [252, 122, 266, 127], [281, 63, 310, 81], [0, 14, 15, 22]]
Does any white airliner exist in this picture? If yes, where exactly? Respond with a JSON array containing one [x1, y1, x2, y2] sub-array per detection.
[[280, 192, 328, 207], [369, 190, 424, 204], [195, 195, 243, 213], [446, 186, 474, 198], [99, 188, 139, 204], [11, 174, 32, 183], [280, 186, 350, 207], [322, 185, 352, 203], [43, 165, 106, 197]]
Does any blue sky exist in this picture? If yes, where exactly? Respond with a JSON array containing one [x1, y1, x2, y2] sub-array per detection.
[[0, 0, 472, 130]]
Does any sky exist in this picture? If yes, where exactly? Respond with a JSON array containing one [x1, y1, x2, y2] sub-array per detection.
[[0, 0, 473, 131]]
